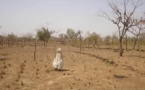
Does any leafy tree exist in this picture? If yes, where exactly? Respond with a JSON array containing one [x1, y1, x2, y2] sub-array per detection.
[[85, 32, 101, 48], [36, 27, 52, 46], [59, 33, 68, 39], [7, 33, 17, 47], [58, 33, 68, 45], [67, 28, 80, 39], [66, 28, 80, 46]]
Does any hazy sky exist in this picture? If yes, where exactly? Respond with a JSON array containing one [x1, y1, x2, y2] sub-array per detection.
[[0, 0, 144, 37]]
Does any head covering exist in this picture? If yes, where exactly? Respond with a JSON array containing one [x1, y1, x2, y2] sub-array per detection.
[[56, 48, 62, 52]]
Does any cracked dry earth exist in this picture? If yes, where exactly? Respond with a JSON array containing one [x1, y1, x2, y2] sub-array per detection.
[[0, 45, 145, 90]]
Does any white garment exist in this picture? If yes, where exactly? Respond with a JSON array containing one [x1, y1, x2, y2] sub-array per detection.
[[53, 53, 63, 70]]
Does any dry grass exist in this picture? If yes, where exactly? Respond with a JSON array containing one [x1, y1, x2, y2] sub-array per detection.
[[0, 45, 145, 90]]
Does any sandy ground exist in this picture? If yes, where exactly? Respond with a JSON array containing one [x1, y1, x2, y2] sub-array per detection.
[[0, 45, 145, 90]]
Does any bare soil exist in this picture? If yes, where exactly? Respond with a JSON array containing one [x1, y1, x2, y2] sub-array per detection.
[[0, 45, 145, 90]]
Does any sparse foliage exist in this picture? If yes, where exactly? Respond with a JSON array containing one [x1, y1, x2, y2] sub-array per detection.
[[101, 0, 143, 56], [104, 35, 112, 48], [58, 33, 68, 45], [129, 22, 145, 50], [85, 32, 101, 48], [7, 33, 17, 47]]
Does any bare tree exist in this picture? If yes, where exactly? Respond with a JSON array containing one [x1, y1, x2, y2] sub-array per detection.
[[104, 35, 112, 49], [111, 33, 118, 49], [128, 23, 145, 50], [101, 0, 143, 56], [25, 33, 34, 46], [140, 32, 145, 45]]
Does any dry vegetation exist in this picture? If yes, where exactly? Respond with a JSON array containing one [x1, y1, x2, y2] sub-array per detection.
[[0, 0, 145, 89], [0, 43, 145, 90]]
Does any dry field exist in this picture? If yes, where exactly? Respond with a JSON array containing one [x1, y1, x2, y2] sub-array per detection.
[[0, 45, 145, 90]]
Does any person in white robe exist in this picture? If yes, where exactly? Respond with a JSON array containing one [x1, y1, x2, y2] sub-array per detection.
[[53, 48, 63, 70]]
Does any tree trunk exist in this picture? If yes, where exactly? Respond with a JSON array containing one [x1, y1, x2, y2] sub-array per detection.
[[133, 37, 138, 50], [125, 34, 128, 51], [95, 39, 99, 49], [34, 42, 37, 61], [79, 35, 82, 53], [119, 37, 123, 56], [139, 38, 142, 50], [112, 39, 114, 49]]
